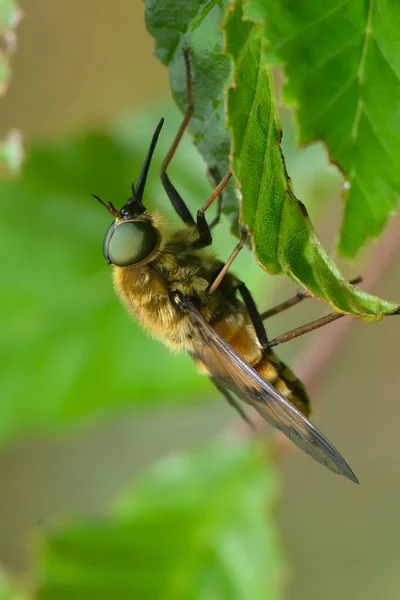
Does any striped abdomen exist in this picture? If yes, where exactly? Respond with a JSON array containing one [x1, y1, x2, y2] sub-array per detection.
[[254, 349, 310, 417], [213, 319, 310, 418]]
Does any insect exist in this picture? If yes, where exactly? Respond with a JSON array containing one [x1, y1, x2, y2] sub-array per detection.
[[93, 49, 359, 483]]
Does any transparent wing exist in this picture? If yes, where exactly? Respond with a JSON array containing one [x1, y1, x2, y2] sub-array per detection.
[[181, 298, 358, 484]]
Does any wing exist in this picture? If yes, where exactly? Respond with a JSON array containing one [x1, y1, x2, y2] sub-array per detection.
[[180, 298, 358, 484]]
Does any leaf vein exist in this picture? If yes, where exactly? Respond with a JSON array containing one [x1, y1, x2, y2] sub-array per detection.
[[350, 0, 374, 142], [303, 73, 357, 131], [362, 108, 394, 163], [273, 0, 351, 53], [293, 30, 363, 87], [238, 34, 266, 226], [370, 35, 400, 81]]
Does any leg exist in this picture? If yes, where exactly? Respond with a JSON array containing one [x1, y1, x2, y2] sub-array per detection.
[[237, 282, 269, 348], [267, 302, 399, 348], [212, 378, 256, 429], [208, 228, 247, 295], [160, 48, 231, 245], [261, 289, 310, 321], [261, 276, 363, 321], [208, 166, 225, 230], [195, 171, 232, 247], [267, 312, 344, 348], [160, 47, 195, 225], [210, 193, 223, 230]]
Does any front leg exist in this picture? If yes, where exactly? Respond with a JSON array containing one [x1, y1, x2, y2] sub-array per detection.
[[160, 48, 196, 226], [160, 47, 232, 246]]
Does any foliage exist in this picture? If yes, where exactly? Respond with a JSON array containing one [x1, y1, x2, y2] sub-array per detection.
[[0, 129, 23, 176], [0, 569, 26, 600], [145, 0, 235, 212], [35, 443, 283, 600], [0, 0, 23, 175], [258, 0, 400, 257], [0, 0, 20, 95], [145, 0, 399, 319]]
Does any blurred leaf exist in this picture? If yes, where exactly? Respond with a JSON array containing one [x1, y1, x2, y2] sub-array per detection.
[[256, 0, 400, 257], [0, 0, 20, 30], [0, 569, 27, 600], [146, 0, 399, 319], [145, 0, 237, 215], [0, 0, 21, 94], [35, 442, 284, 600], [0, 129, 23, 176], [0, 0, 22, 176]]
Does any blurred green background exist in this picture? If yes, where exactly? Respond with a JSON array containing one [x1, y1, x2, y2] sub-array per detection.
[[1, 1, 400, 599]]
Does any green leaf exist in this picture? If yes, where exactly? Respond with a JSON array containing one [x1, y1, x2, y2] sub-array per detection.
[[35, 442, 284, 600], [0, 0, 20, 29], [191, 0, 224, 31], [225, 0, 399, 319], [257, 0, 400, 257], [225, 0, 398, 318], [146, 0, 398, 319], [0, 129, 23, 176], [0, 0, 22, 176], [0, 0, 21, 95], [225, 0, 398, 319], [145, 0, 237, 214], [0, 569, 27, 600]]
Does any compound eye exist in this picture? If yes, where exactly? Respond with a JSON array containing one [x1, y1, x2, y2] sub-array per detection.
[[103, 222, 115, 264], [103, 221, 159, 267]]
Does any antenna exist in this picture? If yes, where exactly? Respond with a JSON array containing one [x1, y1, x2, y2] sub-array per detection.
[[92, 194, 121, 218], [134, 117, 164, 203]]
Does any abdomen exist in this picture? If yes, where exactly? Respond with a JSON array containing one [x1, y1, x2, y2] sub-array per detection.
[[213, 319, 310, 417], [255, 349, 310, 417]]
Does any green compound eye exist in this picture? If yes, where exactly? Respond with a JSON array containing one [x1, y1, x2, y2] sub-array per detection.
[[103, 220, 159, 267]]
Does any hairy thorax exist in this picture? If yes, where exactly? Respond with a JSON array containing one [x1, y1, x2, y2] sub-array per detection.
[[113, 262, 192, 351], [112, 231, 246, 352]]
